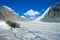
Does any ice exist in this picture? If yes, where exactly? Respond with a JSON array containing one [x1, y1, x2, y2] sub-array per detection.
[[0, 21, 60, 40], [0, 20, 10, 30]]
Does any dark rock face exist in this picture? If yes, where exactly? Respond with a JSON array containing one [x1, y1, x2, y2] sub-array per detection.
[[5, 20, 20, 28], [40, 2, 60, 22]]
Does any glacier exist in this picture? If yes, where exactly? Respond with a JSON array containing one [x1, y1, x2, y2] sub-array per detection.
[[0, 21, 60, 40]]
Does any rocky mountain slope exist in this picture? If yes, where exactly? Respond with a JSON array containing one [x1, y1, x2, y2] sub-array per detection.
[[36, 2, 60, 22], [0, 6, 31, 21]]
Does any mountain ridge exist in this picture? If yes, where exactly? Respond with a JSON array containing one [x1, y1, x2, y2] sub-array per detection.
[[0, 6, 32, 21], [35, 2, 60, 22]]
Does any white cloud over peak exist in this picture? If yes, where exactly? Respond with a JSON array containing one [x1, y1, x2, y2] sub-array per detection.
[[24, 9, 40, 19], [24, 9, 40, 16]]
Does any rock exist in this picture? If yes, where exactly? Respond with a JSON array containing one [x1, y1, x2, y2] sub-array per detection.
[[5, 20, 20, 28]]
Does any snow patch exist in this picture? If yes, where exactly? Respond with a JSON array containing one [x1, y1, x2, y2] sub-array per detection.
[[34, 6, 51, 22], [0, 21, 10, 30], [3, 6, 14, 12], [3, 6, 19, 16]]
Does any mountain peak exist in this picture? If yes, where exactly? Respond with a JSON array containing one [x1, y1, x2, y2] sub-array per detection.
[[2, 6, 18, 15], [36, 2, 60, 22], [3, 6, 14, 12], [0, 6, 31, 21]]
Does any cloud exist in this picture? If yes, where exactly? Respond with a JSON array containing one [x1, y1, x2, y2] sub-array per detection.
[[21, 16, 25, 18], [24, 9, 40, 16], [16, 13, 19, 15], [24, 9, 40, 19], [30, 17, 34, 19]]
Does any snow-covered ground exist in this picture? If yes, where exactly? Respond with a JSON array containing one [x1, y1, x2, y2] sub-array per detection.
[[0, 20, 11, 30], [0, 21, 60, 40]]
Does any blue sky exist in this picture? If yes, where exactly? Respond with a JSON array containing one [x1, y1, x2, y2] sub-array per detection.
[[0, 0, 60, 19]]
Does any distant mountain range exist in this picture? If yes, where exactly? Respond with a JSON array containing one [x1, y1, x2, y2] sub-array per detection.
[[35, 2, 60, 22], [0, 6, 32, 21]]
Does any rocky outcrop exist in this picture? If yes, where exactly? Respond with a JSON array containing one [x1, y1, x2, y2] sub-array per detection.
[[5, 20, 20, 29]]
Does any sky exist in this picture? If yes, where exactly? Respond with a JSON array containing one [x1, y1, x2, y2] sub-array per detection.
[[0, 0, 60, 19]]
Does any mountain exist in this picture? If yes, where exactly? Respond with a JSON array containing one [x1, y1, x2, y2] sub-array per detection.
[[0, 5, 60, 40], [36, 2, 60, 22], [0, 6, 31, 21]]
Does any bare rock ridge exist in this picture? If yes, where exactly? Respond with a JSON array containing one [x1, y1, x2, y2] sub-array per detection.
[[40, 2, 60, 22], [0, 6, 31, 21]]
